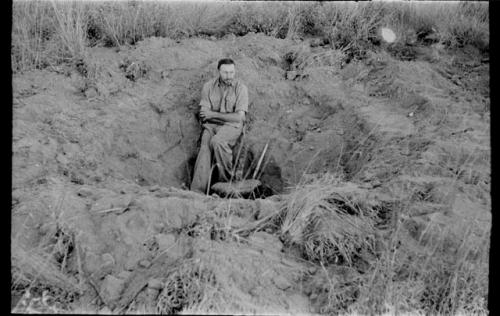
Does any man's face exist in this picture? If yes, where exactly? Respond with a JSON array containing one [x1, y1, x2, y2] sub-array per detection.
[[219, 64, 235, 85]]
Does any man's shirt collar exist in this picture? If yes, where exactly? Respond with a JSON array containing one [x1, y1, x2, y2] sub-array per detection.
[[217, 77, 235, 87]]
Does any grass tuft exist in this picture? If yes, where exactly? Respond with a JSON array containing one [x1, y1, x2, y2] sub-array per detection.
[[279, 174, 379, 266]]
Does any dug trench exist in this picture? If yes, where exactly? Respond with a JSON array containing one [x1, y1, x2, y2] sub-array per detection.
[[12, 33, 490, 313]]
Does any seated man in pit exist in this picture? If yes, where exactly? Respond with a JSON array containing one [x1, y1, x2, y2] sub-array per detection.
[[190, 58, 248, 193]]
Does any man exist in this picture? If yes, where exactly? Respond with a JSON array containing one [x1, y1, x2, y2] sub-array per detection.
[[190, 58, 248, 193]]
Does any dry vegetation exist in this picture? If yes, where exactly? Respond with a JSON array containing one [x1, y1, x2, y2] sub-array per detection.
[[12, 1, 489, 314], [12, 1, 488, 71]]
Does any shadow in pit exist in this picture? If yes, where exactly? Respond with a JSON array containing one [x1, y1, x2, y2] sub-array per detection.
[[181, 141, 284, 199]]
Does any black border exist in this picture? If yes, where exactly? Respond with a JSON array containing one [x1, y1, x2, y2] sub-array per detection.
[[5, 0, 13, 313]]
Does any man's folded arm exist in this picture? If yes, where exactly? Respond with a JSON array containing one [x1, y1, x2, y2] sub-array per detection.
[[206, 111, 244, 124]]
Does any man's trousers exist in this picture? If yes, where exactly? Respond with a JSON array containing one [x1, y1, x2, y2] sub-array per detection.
[[190, 123, 242, 193]]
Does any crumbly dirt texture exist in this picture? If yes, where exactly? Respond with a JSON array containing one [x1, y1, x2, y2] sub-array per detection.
[[12, 33, 490, 314]]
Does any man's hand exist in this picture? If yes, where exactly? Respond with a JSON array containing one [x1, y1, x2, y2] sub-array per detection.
[[199, 108, 245, 125], [199, 108, 215, 122]]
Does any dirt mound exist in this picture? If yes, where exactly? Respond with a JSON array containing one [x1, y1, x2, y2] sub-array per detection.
[[12, 175, 312, 313], [13, 34, 416, 191], [12, 32, 489, 313]]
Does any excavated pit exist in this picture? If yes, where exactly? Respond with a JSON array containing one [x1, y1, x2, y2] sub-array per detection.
[[12, 34, 382, 313], [12, 34, 380, 198]]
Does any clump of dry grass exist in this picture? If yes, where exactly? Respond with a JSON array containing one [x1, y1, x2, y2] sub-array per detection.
[[11, 230, 81, 313], [12, 0, 55, 71], [154, 237, 303, 315], [11, 241, 79, 294], [50, 1, 88, 61], [11, 188, 85, 313], [350, 217, 489, 315], [12, 1, 90, 72], [305, 264, 365, 313], [224, 2, 290, 38], [87, 1, 185, 46], [156, 260, 217, 314], [279, 174, 379, 265], [270, 171, 489, 314], [389, 1, 489, 51], [302, 2, 389, 59]]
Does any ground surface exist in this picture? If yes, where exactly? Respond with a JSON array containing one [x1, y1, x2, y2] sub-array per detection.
[[12, 33, 490, 313]]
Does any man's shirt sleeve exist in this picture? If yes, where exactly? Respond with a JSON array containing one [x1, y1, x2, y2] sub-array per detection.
[[235, 84, 249, 113], [199, 82, 211, 110]]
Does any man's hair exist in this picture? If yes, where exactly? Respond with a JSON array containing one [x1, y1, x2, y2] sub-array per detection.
[[217, 58, 235, 70]]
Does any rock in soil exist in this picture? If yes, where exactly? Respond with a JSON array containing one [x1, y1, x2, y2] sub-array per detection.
[[125, 258, 138, 271], [272, 275, 292, 290], [155, 233, 176, 252], [138, 260, 151, 268], [100, 275, 126, 304], [117, 270, 132, 280], [249, 231, 283, 253], [99, 306, 113, 314], [147, 278, 163, 290]]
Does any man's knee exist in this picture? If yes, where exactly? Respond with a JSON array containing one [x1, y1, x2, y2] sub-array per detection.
[[210, 135, 224, 149], [210, 126, 242, 151], [200, 130, 212, 146]]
